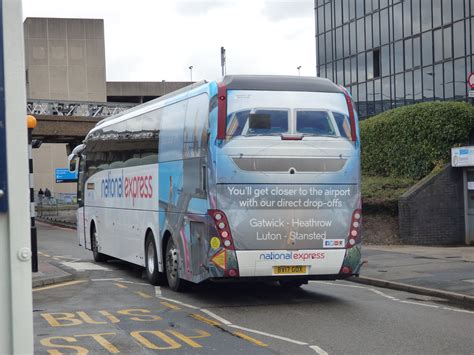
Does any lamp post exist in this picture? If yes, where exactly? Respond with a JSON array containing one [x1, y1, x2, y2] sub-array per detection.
[[297, 66, 302, 76], [189, 66, 193, 81]]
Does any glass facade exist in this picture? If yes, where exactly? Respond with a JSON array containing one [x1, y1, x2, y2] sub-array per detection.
[[315, 0, 474, 119]]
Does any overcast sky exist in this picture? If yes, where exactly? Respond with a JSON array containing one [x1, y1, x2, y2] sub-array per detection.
[[22, 0, 316, 82]]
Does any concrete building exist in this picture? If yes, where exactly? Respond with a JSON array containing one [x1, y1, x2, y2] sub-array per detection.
[[24, 17, 107, 102], [315, 0, 474, 119], [24, 17, 192, 198]]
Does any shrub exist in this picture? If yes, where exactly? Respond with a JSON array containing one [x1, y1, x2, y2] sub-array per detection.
[[360, 101, 474, 179]]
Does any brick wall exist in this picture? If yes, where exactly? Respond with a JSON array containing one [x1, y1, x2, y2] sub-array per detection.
[[399, 165, 464, 245]]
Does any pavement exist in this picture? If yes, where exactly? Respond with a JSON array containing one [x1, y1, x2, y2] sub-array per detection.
[[353, 245, 474, 304], [32, 220, 474, 305], [32, 257, 74, 288]]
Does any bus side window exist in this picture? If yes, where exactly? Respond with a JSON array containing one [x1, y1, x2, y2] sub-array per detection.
[[184, 94, 209, 159]]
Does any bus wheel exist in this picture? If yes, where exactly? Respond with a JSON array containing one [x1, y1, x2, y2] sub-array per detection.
[[165, 238, 187, 292], [145, 233, 164, 285], [91, 224, 107, 262], [279, 280, 305, 289]]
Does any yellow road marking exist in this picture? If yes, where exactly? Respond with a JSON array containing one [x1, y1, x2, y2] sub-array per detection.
[[233, 331, 268, 347], [33, 280, 87, 292], [135, 291, 152, 299], [75, 333, 119, 353], [161, 301, 181, 310], [190, 313, 221, 327], [114, 283, 128, 289], [43, 253, 51, 257]]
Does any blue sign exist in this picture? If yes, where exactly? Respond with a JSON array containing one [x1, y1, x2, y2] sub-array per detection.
[[55, 168, 78, 183], [0, 3, 7, 212]]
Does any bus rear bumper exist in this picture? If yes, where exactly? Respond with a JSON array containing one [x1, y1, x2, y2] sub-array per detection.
[[235, 249, 347, 277]]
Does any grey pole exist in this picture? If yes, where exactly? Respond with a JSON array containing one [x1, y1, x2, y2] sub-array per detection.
[[189, 66, 193, 81], [0, 0, 34, 352]]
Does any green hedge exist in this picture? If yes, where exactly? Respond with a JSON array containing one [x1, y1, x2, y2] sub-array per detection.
[[360, 101, 474, 180]]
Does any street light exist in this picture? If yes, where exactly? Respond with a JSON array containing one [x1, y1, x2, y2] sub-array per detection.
[[297, 66, 302, 76], [189, 66, 193, 81]]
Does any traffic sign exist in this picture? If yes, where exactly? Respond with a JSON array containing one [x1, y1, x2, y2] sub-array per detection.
[[468, 72, 474, 89], [55, 168, 78, 183]]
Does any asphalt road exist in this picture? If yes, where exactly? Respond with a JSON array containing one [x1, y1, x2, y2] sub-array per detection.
[[34, 222, 474, 354]]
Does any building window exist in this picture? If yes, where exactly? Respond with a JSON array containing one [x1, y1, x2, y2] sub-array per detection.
[[393, 3, 403, 41], [405, 38, 413, 70], [443, 0, 452, 25], [422, 31, 433, 66], [381, 45, 390, 76], [403, 0, 412, 37], [434, 29, 443, 62], [373, 48, 381, 78], [421, 0, 432, 31], [453, 21, 465, 58], [444, 61, 454, 99], [433, 0, 442, 28], [444, 26, 452, 59]]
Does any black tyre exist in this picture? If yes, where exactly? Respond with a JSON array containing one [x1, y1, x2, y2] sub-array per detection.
[[279, 279, 305, 289], [145, 233, 165, 285], [165, 237, 187, 292], [91, 223, 107, 262]]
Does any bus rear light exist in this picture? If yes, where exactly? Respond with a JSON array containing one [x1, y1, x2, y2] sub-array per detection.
[[340, 266, 352, 274], [227, 268, 239, 277], [208, 209, 235, 250], [338, 85, 357, 142], [347, 209, 362, 249], [217, 83, 227, 140]]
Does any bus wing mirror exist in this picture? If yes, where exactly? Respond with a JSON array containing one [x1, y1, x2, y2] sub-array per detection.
[[68, 154, 78, 173]]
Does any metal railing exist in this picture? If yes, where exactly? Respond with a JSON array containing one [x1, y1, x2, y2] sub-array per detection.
[[27, 99, 136, 118]]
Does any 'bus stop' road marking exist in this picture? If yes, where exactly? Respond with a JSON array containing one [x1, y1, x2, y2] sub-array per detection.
[[135, 291, 153, 299], [158, 296, 329, 354], [233, 331, 268, 347], [161, 301, 181, 310], [33, 280, 87, 292], [114, 282, 128, 289]]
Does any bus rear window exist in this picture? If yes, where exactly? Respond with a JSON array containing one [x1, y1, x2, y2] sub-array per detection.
[[247, 110, 288, 135], [226, 109, 288, 138], [333, 112, 352, 139], [296, 111, 336, 136]]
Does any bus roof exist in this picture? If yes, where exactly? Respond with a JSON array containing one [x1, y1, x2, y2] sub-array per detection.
[[221, 75, 343, 93], [89, 80, 210, 135], [87, 75, 344, 141]]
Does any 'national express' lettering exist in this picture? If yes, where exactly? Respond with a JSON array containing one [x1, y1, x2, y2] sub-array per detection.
[[259, 251, 325, 261], [101, 171, 153, 205]]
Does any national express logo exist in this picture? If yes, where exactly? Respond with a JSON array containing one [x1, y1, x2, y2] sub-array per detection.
[[101, 171, 153, 205], [259, 251, 325, 261]]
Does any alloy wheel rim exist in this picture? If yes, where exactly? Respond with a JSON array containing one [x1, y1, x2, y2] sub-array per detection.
[[147, 241, 155, 274], [166, 244, 179, 283]]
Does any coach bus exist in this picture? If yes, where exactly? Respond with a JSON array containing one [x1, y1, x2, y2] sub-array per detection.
[[69, 75, 362, 291]]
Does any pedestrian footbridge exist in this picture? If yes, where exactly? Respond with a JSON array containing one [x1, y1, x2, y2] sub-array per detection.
[[27, 99, 136, 147]]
